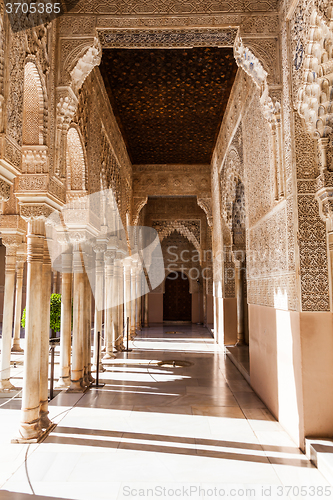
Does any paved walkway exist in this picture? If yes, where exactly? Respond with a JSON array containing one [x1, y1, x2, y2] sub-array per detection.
[[0, 325, 330, 499]]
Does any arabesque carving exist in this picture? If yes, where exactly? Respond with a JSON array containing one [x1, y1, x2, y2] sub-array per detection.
[[70, 37, 102, 93]]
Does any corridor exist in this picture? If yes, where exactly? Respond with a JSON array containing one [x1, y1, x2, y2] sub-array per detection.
[[0, 326, 329, 499]]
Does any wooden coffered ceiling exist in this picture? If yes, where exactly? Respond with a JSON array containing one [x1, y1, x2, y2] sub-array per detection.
[[99, 47, 238, 164]]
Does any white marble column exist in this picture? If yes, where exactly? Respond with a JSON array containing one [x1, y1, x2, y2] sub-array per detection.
[[40, 239, 52, 429], [104, 250, 116, 358], [68, 243, 85, 392], [12, 254, 25, 353], [143, 293, 149, 327], [130, 262, 137, 338], [0, 236, 20, 391], [83, 271, 93, 385], [235, 261, 245, 346], [93, 245, 105, 369], [135, 268, 142, 331], [116, 258, 125, 349], [111, 252, 119, 353], [57, 253, 72, 388], [18, 220, 45, 441], [123, 260, 131, 343]]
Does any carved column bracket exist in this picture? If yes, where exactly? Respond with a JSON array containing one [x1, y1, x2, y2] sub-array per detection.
[[197, 197, 213, 227]]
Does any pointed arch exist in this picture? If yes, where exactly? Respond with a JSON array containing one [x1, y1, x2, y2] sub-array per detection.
[[22, 62, 45, 145]]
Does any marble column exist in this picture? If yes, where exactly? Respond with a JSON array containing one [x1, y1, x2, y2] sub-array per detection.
[[123, 260, 131, 343], [130, 263, 137, 338], [40, 239, 52, 429], [235, 261, 245, 346], [83, 271, 93, 385], [18, 220, 45, 441], [135, 269, 141, 331], [104, 250, 116, 358], [116, 259, 125, 349], [57, 253, 72, 388], [12, 255, 25, 353], [0, 237, 20, 391], [143, 292, 149, 327], [93, 245, 105, 369], [68, 243, 85, 392], [203, 292, 207, 327]]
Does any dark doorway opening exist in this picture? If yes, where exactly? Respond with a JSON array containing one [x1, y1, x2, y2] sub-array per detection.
[[163, 272, 191, 322]]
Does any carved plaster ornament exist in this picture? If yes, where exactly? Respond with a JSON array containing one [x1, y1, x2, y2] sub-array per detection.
[[197, 197, 213, 227], [234, 35, 280, 125], [70, 37, 102, 93], [132, 197, 148, 225], [297, 7, 333, 171], [0, 180, 11, 202]]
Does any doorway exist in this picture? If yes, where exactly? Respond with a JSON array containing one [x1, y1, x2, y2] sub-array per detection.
[[163, 271, 191, 321]]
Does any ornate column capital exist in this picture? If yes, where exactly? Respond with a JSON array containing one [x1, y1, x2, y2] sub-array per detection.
[[0, 179, 10, 202], [197, 197, 213, 227], [1, 234, 22, 254], [19, 204, 54, 222], [316, 187, 333, 231]]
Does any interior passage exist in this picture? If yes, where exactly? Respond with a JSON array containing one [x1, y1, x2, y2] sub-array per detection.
[[0, 326, 328, 499]]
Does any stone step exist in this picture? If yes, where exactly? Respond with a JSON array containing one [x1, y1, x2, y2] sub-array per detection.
[[305, 438, 333, 485]]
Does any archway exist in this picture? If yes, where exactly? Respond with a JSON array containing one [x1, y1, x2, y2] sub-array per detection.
[[163, 271, 191, 322]]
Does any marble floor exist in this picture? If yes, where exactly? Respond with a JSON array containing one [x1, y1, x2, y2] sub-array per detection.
[[0, 325, 331, 500]]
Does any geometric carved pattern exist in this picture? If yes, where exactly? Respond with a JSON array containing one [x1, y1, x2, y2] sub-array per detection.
[[22, 62, 45, 146], [100, 28, 238, 48], [66, 127, 86, 191], [152, 220, 201, 253], [99, 47, 238, 164]]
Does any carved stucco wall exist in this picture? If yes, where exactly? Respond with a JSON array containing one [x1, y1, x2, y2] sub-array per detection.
[[213, 73, 298, 310], [144, 197, 212, 295], [286, 0, 331, 311]]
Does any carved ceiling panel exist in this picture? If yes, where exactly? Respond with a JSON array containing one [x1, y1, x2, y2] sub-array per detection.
[[70, 0, 279, 15], [99, 47, 238, 164]]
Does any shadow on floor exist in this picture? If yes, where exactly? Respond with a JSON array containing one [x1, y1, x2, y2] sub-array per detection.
[[46, 425, 311, 468]]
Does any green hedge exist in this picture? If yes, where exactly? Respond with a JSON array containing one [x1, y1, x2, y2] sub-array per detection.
[[21, 293, 62, 334]]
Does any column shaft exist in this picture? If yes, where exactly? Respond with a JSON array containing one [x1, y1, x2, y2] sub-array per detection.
[[12, 259, 24, 353], [0, 249, 17, 390], [117, 262, 124, 348], [19, 220, 45, 440], [236, 264, 245, 346], [68, 245, 85, 392], [40, 240, 52, 429], [130, 266, 136, 337], [58, 263, 72, 388], [93, 251, 104, 368], [143, 293, 149, 327]]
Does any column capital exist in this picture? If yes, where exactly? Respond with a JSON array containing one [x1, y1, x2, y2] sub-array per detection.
[[105, 249, 116, 263], [0, 179, 10, 202], [20, 203, 54, 222], [1, 234, 22, 254]]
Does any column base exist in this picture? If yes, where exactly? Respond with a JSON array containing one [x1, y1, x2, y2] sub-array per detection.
[[40, 411, 53, 430], [11, 345, 24, 353], [67, 379, 87, 392], [12, 422, 56, 444], [92, 363, 105, 373], [236, 339, 245, 346], [56, 376, 71, 389], [83, 374, 92, 387], [0, 379, 18, 392], [103, 352, 116, 359], [115, 344, 126, 352]]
